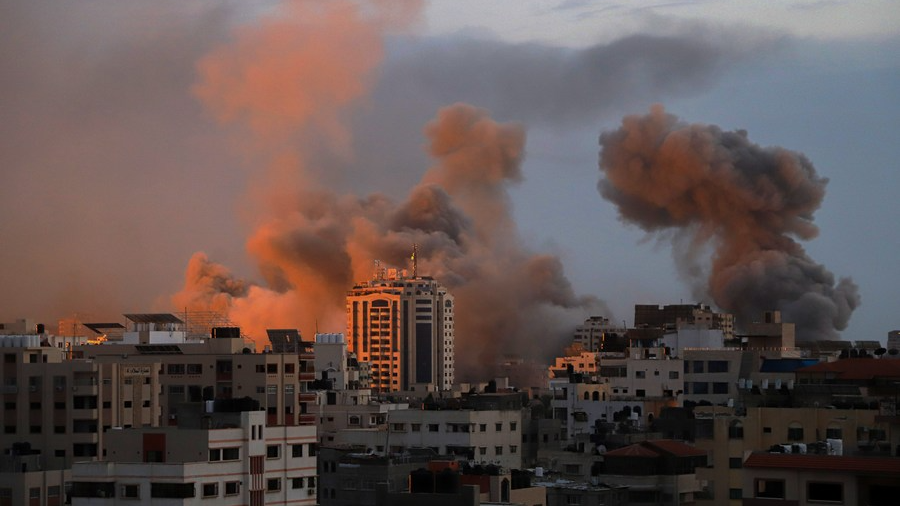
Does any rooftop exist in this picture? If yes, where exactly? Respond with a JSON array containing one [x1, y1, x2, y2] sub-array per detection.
[[796, 358, 900, 381], [744, 453, 900, 475]]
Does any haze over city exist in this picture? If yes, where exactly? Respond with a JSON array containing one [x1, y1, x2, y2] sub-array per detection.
[[2, 0, 898, 374]]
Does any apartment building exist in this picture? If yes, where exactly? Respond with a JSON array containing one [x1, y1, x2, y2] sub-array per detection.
[[70, 410, 318, 505], [346, 273, 454, 392]]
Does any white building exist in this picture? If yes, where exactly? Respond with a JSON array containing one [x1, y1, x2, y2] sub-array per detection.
[[71, 411, 317, 505]]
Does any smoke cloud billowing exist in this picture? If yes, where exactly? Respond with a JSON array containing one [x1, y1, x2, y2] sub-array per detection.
[[598, 105, 860, 340], [2, 0, 778, 373]]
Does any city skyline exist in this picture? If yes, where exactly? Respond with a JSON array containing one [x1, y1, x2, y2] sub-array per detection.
[[1, 1, 898, 365]]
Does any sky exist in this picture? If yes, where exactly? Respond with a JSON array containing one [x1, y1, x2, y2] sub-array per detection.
[[1, 0, 898, 371]]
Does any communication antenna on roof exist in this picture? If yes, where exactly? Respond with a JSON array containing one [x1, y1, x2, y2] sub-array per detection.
[[411, 243, 418, 278]]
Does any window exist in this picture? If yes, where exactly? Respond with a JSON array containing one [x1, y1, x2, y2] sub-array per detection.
[[428, 424, 439, 432], [284, 363, 294, 374], [292, 477, 305, 489], [808, 482, 843, 503], [693, 361, 704, 373], [495, 446, 503, 455], [121, 484, 140, 499], [669, 371, 679, 379], [728, 421, 744, 440], [635, 370, 646, 379], [391, 423, 406, 432], [788, 424, 804, 441], [510, 445, 518, 454], [729, 488, 743, 500], [292, 444, 304, 458], [186, 364, 203, 375], [256, 364, 265, 373], [150, 483, 195, 499], [729, 457, 743, 469], [29, 488, 40, 500], [222, 447, 240, 461], [267, 364, 278, 374], [636, 389, 646, 397], [266, 478, 280, 492], [267, 445, 280, 459], [411, 423, 421, 432], [225, 482, 240, 496], [755, 479, 785, 499], [713, 382, 729, 394], [166, 364, 185, 375], [826, 427, 842, 439], [510, 422, 517, 431], [496, 423, 503, 431], [707, 360, 729, 373], [47, 486, 60, 497], [202, 483, 218, 497], [209, 449, 221, 461], [763, 426, 772, 434], [479, 424, 487, 432], [309, 443, 318, 457], [692, 382, 709, 395], [479, 447, 487, 455]]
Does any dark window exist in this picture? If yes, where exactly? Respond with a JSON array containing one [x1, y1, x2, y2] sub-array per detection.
[[755, 479, 785, 499], [292, 444, 303, 458], [729, 457, 742, 469], [728, 422, 744, 440], [225, 482, 240, 496], [222, 448, 240, 460], [707, 360, 729, 373], [729, 488, 743, 500], [267, 478, 281, 491], [826, 428, 842, 439], [788, 426, 804, 441], [202, 483, 218, 497], [713, 382, 729, 394], [121, 484, 139, 498], [209, 449, 221, 461], [71, 482, 115, 498], [693, 382, 709, 395], [186, 364, 202, 375], [284, 363, 294, 374], [292, 477, 304, 489], [267, 445, 280, 459], [267, 364, 277, 374], [808, 482, 842, 503], [150, 483, 195, 498], [693, 361, 704, 373]]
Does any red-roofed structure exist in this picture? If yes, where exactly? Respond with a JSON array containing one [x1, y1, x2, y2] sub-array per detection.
[[741, 452, 900, 506], [598, 439, 708, 505]]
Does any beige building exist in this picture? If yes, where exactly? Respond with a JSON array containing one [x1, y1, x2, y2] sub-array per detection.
[[694, 405, 885, 505], [741, 452, 900, 505], [346, 273, 454, 392]]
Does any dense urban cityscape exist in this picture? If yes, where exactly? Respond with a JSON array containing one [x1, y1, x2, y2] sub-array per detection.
[[3, 1, 898, 506], [2, 268, 900, 504]]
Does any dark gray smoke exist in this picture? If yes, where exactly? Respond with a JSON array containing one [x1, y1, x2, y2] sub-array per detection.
[[598, 105, 860, 340]]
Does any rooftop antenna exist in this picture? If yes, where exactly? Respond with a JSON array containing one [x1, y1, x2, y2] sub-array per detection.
[[373, 259, 382, 281], [411, 243, 418, 278]]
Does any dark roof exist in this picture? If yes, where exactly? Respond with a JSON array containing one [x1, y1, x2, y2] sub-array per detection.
[[604, 440, 706, 458], [744, 453, 900, 475], [124, 313, 183, 324], [795, 359, 900, 380]]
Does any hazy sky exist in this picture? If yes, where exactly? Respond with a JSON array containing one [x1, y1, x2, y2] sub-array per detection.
[[1, 0, 898, 348]]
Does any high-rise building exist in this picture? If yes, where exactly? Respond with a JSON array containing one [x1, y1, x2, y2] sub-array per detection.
[[346, 271, 454, 392]]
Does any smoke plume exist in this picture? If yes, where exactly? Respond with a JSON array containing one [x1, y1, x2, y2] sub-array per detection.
[[168, 0, 604, 375], [598, 105, 860, 339]]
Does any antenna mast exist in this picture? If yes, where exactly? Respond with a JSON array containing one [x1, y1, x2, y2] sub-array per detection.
[[412, 243, 418, 278]]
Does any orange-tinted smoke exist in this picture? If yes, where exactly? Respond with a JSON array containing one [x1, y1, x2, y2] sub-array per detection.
[[173, 0, 423, 345], [599, 105, 859, 339], [173, 0, 603, 373]]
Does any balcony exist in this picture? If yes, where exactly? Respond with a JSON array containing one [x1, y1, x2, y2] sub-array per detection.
[[297, 392, 317, 403], [298, 372, 315, 382], [297, 414, 316, 426]]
